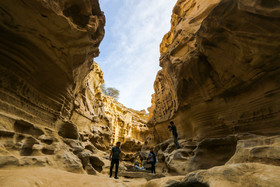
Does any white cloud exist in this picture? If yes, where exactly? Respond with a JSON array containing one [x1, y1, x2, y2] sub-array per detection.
[[96, 0, 176, 111]]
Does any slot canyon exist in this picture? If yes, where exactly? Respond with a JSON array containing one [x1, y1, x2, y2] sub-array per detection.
[[0, 0, 280, 186]]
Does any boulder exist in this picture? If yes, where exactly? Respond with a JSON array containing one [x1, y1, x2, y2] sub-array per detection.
[[175, 163, 280, 187], [0, 155, 19, 167], [227, 135, 280, 166]]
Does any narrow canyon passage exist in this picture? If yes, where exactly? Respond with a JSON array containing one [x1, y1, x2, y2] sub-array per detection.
[[1, 0, 280, 187]]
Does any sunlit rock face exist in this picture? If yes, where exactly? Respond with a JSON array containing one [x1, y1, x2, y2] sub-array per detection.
[[102, 95, 149, 149], [71, 62, 149, 153], [149, 0, 280, 143], [0, 0, 148, 175], [0, 0, 105, 126]]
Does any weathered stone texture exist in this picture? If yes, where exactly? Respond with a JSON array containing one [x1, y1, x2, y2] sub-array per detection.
[[145, 1, 280, 185], [159, 163, 280, 187], [70, 61, 149, 153], [0, 0, 109, 175], [102, 95, 149, 145], [149, 0, 280, 142], [0, 0, 105, 126]]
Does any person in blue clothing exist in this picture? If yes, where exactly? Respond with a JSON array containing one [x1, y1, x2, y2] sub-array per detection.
[[147, 148, 156, 174], [168, 121, 181, 149], [109, 142, 122, 179]]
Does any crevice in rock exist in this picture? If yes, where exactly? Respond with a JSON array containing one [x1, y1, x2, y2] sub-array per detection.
[[89, 156, 104, 172], [63, 4, 89, 28], [40, 139, 53, 145], [14, 120, 44, 137], [188, 136, 237, 171], [58, 122, 79, 139], [15, 134, 25, 142], [42, 148, 54, 155], [170, 181, 209, 187], [20, 137, 39, 156]]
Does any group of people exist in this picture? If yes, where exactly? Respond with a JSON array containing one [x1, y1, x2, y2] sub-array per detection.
[[109, 121, 180, 179], [134, 148, 157, 173]]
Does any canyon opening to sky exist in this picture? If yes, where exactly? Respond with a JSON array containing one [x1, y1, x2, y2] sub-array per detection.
[[0, 0, 280, 186], [97, 0, 177, 111]]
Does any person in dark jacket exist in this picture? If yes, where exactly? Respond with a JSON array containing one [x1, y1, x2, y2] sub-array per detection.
[[147, 148, 156, 174], [168, 121, 181, 149], [109, 142, 122, 179]]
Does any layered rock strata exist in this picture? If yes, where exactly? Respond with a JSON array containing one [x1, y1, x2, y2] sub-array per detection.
[[149, 0, 280, 143], [70, 61, 149, 153], [146, 0, 280, 184], [0, 0, 105, 126], [102, 95, 149, 145], [0, 0, 148, 176]]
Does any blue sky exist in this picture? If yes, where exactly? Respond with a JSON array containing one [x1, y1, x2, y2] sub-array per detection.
[[96, 0, 176, 111]]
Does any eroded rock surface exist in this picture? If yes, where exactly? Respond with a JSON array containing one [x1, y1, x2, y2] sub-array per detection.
[[146, 0, 280, 185], [0, 0, 108, 175], [0, 0, 148, 177], [172, 163, 280, 187], [149, 0, 280, 142], [227, 135, 280, 166], [102, 95, 149, 146], [1, 0, 280, 186], [0, 0, 105, 126]]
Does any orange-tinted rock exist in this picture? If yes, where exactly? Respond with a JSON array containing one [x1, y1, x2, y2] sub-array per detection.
[[0, 0, 105, 126], [149, 0, 280, 143]]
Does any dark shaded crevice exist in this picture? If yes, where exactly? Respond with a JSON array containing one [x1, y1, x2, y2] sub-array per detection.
[[14, 120, 44, 137], [260, 0, 280, 8], [89, 156, 104, 172], [58, 122, 79, 139], [41, 139, 53, 145], [42, 148, 54, 155], [63, 4, 89, 28], [188, 136, 237, 171], [20, 137, 38, 156], [16, 134, 24, 142], [170, 181, 209, 187]]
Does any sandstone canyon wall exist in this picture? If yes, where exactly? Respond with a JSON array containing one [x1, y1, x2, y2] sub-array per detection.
[[0, 0, 148, 176], [0, 0, 105, 126], [149, 0, 280, 143], [145, 0, 280, 185], [1, 0, 280, 186]]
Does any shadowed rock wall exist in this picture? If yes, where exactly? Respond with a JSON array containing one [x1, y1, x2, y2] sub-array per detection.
[[149, 0, 280, 142], [0, 0, 105, 126]]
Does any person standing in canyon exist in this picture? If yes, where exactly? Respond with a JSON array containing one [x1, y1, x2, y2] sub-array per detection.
[[147, 148, 157, 174], [168, 121, 181, 149], [109, 142, 122, 179]]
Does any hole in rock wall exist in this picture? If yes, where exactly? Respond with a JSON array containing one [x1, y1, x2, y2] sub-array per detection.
[[190, 136, 237, 171], [20, 137, 38, 156], [14, 120, 44, 137], [41, 139, 53, 145], [170, 181, 209, 187], [260, 0, 280, 8], [58, 122, 79, 139], [42, 148, 54, 155], [89, 156, 104, 172], [185, 182, 209, 187], [63, 4, 89, 28], [16, 135, 24, 142]]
